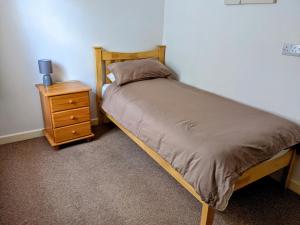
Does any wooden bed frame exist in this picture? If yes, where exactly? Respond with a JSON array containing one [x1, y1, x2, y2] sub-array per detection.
[[94, 46, 297, 225]]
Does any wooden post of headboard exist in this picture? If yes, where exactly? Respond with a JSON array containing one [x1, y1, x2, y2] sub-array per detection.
[[157, 45, 166, 64], [94, 46, 104, 123]]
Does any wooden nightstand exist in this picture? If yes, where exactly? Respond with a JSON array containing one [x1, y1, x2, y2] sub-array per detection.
[[36, 81, 94, 149]]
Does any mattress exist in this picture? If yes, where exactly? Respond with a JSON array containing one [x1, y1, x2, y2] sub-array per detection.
[[102, 78, 300, 210]]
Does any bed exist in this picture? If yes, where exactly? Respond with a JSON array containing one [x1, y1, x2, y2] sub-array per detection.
[[94, 46, 299, 225]]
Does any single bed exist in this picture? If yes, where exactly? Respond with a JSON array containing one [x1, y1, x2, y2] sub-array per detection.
[[94, 46, 299, 225]]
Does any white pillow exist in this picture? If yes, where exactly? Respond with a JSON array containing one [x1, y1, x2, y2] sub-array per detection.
[[107, 73, 116, 82], [102, 84, 111, 96]]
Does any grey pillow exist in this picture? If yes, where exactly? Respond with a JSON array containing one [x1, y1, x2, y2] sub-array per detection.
[[108, 58, 172, 86]]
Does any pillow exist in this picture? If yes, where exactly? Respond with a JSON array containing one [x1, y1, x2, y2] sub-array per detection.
[[102, 83, 111, 96], [107, 73, 116, 82], [108, 58, 172, 85]]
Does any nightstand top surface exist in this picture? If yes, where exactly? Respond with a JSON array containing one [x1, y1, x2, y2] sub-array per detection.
[[36, 81, 91, 96]]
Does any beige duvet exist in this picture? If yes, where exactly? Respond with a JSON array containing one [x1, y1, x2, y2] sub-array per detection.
[[102, 78, 300, 210]]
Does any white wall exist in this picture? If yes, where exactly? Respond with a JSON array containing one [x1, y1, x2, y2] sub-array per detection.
[[0, 0, 164, 136], [163, 1, 300, 182]]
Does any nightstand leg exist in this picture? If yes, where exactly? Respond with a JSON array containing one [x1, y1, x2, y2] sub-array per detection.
[[52, 145, 60, 150], [86, 137, 93, 142]]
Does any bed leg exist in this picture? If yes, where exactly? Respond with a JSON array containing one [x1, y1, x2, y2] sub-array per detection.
[[282, 149, 297, 189], [97, 111, 109, 126], [103, 114, 111, 124], [200, 203, 214, 225]]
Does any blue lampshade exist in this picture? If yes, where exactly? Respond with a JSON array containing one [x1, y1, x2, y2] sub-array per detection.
[[38, 59, 53, 74]]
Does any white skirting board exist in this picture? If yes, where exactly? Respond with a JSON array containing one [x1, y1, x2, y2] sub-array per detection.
[[0, 129, 44, 145], [0, 118, 99, 145], [0, 117, 299, 196]]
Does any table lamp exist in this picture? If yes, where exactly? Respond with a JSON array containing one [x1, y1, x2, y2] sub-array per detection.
[[38, 59, 53, 86]]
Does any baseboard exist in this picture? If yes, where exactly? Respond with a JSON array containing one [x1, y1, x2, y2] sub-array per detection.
[[0, 129, 44, 145], [0, 118, 99, 145], [289, 179, 300, 195]]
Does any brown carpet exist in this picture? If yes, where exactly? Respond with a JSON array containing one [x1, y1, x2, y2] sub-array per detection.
[[0, 124, 299, 225]]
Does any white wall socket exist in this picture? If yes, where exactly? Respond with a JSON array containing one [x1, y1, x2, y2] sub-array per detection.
[[241, 0, 276, 3], [225, 0, 275, 4], [224, 0, 241, 4], [282, 43, 300, 57]]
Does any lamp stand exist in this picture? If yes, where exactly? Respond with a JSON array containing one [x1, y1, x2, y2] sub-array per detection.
[[43, 74, 53, 86]]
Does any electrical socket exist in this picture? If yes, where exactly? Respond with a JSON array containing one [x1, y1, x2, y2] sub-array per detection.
[[282, 43, 300, 57], [224, 0, 241, 4]]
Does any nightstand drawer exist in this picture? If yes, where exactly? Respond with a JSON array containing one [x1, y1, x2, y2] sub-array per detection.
[[54, 122, 91, 143], [52, 107, 90, 128], [50, 92, 89, 112]]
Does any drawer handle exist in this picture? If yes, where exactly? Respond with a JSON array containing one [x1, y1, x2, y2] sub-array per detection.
[[71, 130, 77, 134], [68, 99, 74, 104], [70, 115, 75, 120]]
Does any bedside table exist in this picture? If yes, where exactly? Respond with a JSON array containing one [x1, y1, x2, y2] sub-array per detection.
[[36, 81, 94, 149]]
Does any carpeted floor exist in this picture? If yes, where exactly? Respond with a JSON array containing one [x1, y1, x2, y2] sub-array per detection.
[[0, 124, 299, 225]]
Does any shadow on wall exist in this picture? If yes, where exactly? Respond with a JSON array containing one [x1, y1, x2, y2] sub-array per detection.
[[168, 67, 179, 80], [51, 62, 65, 82]]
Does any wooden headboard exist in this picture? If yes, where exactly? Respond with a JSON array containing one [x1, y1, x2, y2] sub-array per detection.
[[93, 45, 166, 103]]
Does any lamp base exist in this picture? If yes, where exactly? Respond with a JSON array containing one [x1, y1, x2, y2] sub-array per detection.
[[43, 74, 53, 86]]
